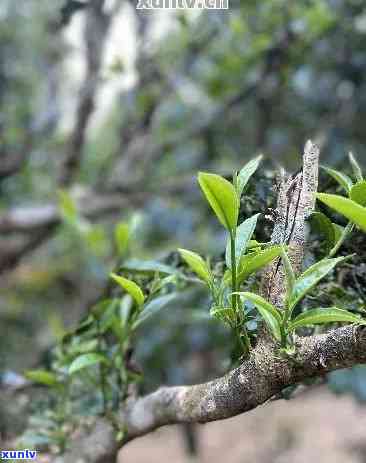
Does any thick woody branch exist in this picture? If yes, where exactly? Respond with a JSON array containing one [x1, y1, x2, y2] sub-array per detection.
[[57, 324, 366, 463], [261, 140, 319, 308], [0, 192, 147, 234]]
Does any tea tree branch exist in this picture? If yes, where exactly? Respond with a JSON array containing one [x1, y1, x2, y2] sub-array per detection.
[[56, 324, 366, 463]]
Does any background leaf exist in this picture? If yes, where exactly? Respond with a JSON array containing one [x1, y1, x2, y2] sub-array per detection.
[[178, 248, 211, 283], [25, 370, 60, 388], [320, 166, 353, 193], [114, 222, 129, 256], [110, 273, 145, 306], [119, 259, 178, 276], [134, 293, 177, 328], [68, 353, 108, 375], [349, 152, 363, 183]]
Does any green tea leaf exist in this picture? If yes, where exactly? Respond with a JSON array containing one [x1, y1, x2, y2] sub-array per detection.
[[235, 291, 282, 341], [236, 155, 263, 197], [25, 370, 60, 387], [316, 193, 366, 232], [349, 152, 363, 182], [198, 172, 239, 231], [210, 306, 236, 325], [289, 307, 363, 331], [68, 353, 108, 375], [133, 293, 176, 328], [110, 273, 145, 306], [350, 180, 366, 207], [288, 256, 346, 313], [309, 211, 336, 252], [320, 166, 353, 193], [99, 299, 119, 333], [119, 294, 133, 326], [114, 222, 129, 256], [91, 298, 116, 319], [225, 214, 260, 269], [237, 245, 282, 285], [280, 247, 295, 298], [178, 248, 211, 284], [120, 258, 177, 276], [248, 239, 263, 249]]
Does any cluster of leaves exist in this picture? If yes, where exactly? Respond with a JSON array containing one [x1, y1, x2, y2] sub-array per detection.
[[22, 153, 366, 450], [178, 156, 284, 354], [178, 155, 366, 353], [235, 153, 366, 350], [317, 152, 366, 235], [21, 223, 184, 450]]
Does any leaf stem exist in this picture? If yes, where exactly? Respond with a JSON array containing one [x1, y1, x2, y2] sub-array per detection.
[[230, 231, 250, 355], [230, 233, 237, 313]]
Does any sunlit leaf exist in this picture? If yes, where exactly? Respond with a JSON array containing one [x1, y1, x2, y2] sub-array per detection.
[[236, 155, 263, 197], [288, 256, 346, 312], [68, 353, 108, 375], [225, 214, 260, 269], [133, 293, 176, 328], [110, 273, 145, 306], [349, 152, 363, 183], [85, 226, 108, 256], [316, 193, 366, 232], [320, 165, 353, 193], [350, 180, 366, 207], [198, 172, 239, 231], [178, 248, 211, 284], [289, 307, 363, 331], [237, 245, 282, 285], [114, 222, 129, 256], [25, 370, 60, 388], [235, 291, 282, 341]]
